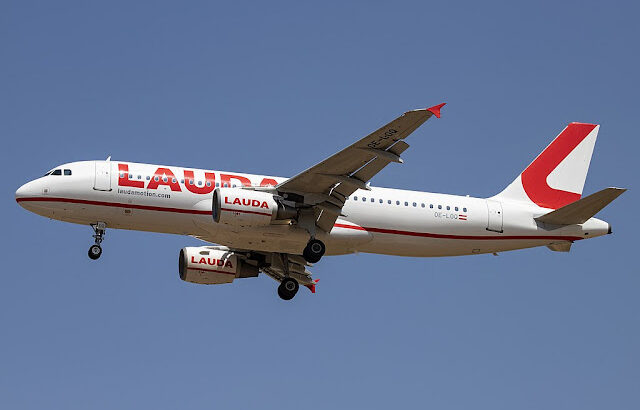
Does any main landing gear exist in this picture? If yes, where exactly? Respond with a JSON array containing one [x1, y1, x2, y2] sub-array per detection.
[[278, 277, 299, 300], [303, 239, 325, 263], [88, 222, 106, 260]]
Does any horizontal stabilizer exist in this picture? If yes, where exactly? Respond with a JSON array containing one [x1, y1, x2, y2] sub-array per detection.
[[535, 187, 626, 225]]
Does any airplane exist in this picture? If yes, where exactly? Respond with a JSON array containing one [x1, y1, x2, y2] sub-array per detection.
[[15, 103, 625, 300]]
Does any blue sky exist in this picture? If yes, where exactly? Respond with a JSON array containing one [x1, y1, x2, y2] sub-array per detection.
[[1, 1, 638, 408]]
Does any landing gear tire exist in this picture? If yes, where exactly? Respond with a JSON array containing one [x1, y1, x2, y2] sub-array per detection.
[[88, 244, 102, 260], [303, 239, 325, 263], [278, 277, 299, 300]]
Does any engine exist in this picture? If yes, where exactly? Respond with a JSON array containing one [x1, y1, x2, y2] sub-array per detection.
[[212, 187, 296, 227], [178, 247, 259, 285]]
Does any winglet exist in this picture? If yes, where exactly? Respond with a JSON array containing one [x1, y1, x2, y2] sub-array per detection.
[[305, 279, 319, 294], [427, 103, 446, 119]]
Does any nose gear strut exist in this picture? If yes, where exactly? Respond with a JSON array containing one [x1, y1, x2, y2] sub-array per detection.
[[88, 222, 106, 260]]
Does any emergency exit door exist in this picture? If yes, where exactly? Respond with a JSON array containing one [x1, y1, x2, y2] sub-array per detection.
[[94, 161, 112, 191], [486, 200, 503, 233]]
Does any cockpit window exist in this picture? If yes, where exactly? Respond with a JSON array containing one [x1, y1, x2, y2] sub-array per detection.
[[51, 169, 62, 176], [64, 169, 72, 176]]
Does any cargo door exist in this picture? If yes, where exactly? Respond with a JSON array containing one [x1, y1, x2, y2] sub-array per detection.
[[486, 199, 503, 233], [94, 160, 112, 191]]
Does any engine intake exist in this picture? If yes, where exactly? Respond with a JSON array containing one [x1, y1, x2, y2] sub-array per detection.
[[212, 187, 296, 227], [179, 247, 259, 285]]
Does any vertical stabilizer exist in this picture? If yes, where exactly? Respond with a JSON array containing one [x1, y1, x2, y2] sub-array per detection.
[[494, 123, 599, 209]]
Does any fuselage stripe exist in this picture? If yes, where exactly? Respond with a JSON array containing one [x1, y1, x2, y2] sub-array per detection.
[[17, 196, 211, 215], [333, 223, 582, 241]]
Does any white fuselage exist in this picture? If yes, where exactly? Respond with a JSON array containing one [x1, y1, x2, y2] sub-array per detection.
[[15, 160, 610, 257]]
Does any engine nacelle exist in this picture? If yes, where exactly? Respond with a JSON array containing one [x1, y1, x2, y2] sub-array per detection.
[[212, 187, 296, 227], [179, 247, 259, 285]]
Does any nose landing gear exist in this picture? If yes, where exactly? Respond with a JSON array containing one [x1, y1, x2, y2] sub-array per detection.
[[88, 222, 106, 260], [278, 277, 299, 300]]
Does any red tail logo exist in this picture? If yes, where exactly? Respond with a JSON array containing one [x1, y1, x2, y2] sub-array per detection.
[[521, 123, 597, 209]]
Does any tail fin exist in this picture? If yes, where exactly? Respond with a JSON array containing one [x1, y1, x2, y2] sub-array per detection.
[[495, 122, 600, 209]]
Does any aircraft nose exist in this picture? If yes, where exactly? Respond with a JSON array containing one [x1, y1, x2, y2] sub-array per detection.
[[15, 181, 37, 203]]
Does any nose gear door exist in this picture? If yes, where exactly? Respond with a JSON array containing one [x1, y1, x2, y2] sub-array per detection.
[[94, 161, 112, 191], [486, 199, 503, 233]]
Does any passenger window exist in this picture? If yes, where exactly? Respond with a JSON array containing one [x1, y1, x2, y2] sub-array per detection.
[[154, 176, 159, 182], [446, 206, 450, 210], [162, 177, 168, 182], [379, 199, 383, 203], [421, 203, 425, 208], [146, 176, 150, 180], [180, 179, 184, 184], [430, 204, 433, 209], [138, 175, 142, 180], [387, 200, 391, 204], [371, 198, 375, 203], [362, 197, 366, 202], [128, 174, 133, 179], [413, 202, 417, 207], [206, 182, 211, 187], [216, 183, 220, 187], [463, 207, 467, 212], [455, 207, 459, 211], [64, 169, 72, 176], [52, 169, 62, 176], [232, 184, 237, 188], [189, 180, 194, 185], [404, 201, 408, 206], [396, 200, 400, 205], [353, 196, 358, 201], [438, 205, 442, 209], [172, 178, 177, 183]]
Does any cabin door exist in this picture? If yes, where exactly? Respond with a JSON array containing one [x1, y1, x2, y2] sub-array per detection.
[[486, 200, 503, 233], [94, 161, 112, 191]]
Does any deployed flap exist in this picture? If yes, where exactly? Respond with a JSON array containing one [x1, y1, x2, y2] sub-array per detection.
[[535, 187, 626, 225]]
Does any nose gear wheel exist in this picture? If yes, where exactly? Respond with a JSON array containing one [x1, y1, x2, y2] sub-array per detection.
[[88, 222, 106, 260]]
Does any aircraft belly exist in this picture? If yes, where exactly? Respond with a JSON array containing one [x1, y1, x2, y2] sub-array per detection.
[[359, 234, 559, 257]]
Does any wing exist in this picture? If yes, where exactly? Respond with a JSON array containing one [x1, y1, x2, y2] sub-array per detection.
[[188, 239, 318, 293], [275, 103, 445, 232], [190, 237, 318, 292]]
